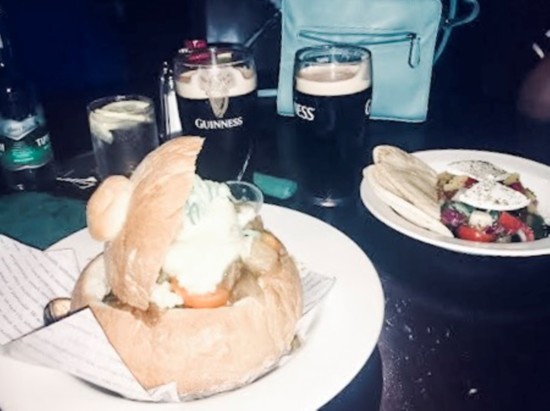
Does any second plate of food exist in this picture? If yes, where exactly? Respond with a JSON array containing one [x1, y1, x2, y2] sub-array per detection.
[[361, 149, 550, 257]]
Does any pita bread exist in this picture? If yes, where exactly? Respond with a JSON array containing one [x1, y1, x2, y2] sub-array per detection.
[[373, 163, 439, 220], [370, 145, 440, 220], [373, 145, 437, 183], [364, 165, 453, 237]]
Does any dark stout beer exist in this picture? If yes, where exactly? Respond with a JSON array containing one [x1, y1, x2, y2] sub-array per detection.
[[175, 61, 257, 182], [294, 58, 372, 206]]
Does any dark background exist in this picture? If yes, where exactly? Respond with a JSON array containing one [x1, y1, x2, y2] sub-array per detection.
[[0, 0, 548, 162]]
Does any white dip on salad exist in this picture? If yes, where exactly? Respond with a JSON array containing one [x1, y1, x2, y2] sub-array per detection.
[[446, 160, 510, 182], [453, 180, 531, 211]]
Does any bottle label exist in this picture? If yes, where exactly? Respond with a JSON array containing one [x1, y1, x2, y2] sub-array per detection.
[[0, 114, 54, 171]]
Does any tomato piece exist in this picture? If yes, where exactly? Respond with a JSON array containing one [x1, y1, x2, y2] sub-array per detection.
[[456, 225, 496, 242], [498, 211, 523, 231], [464, 177, 478, 188], [498, 212, 535, 241], [170, 279, 229, 308], [508, 181, 525, 193]]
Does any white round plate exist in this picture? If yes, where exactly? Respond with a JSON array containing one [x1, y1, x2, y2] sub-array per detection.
[[361, 149, 550, 257], [0, 205, 384, 411]]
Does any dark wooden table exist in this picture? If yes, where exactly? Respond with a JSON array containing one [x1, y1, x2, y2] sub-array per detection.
[[248, 96, 550, 411], [2, 90, 550, 410]]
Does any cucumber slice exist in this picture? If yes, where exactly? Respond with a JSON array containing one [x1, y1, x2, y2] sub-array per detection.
[[449, 201, 474, 216], [525, 213, 549, 240]]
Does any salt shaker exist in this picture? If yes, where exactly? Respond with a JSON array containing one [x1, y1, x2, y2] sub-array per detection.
[[158, 61, 182, 142]]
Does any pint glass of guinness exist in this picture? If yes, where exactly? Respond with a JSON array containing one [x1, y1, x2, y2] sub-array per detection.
[[174, 44, 257, 181], [293, 45, 372, 207]]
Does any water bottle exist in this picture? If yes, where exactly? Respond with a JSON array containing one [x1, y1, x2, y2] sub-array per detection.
[[0, 9, 56, 192]]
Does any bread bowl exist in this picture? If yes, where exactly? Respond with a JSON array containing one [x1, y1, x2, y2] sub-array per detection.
[[70, 136, 303, 398]]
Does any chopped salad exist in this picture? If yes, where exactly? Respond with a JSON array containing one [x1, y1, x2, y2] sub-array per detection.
[[437, 160, 550, 243]]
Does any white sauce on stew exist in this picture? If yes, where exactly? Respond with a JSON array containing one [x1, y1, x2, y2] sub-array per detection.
[[150, 282, 183, 309], [150, 176, 257, 308]]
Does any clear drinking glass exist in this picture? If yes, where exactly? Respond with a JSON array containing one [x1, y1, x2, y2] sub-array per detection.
[[293, 45, 372, 207], [173, 44, 257, 182], [87, 95, 159, 180], [226, 180, 264, 214]]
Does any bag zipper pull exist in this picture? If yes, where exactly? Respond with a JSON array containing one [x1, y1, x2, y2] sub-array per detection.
[[408, 34, 421, 68]]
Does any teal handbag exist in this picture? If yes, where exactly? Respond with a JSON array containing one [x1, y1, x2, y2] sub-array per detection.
[[276, 0, 479, 122]]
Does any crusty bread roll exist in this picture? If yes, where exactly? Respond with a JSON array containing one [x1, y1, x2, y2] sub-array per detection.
[[87, 137, 204, 310], [73, 136, 303, 398], [87, 175, 133, 242], [71, 233, 302, 398]]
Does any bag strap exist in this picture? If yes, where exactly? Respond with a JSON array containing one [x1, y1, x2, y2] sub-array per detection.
[[434, 0, 480, 62]]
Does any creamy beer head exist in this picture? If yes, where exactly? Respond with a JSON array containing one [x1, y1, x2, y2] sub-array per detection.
[[295, 61, 371, 97], [175, 66, 257, 100]]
